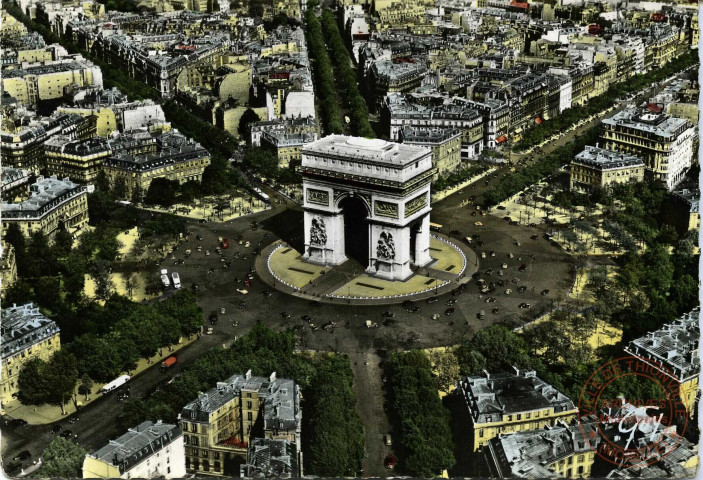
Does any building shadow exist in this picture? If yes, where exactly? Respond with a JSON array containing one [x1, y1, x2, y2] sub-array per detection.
[[261, 209, 304, 252]]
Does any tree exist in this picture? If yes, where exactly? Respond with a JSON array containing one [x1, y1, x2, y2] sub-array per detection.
[[89, 258, 113, 301], [124, 273, 137, 299], [17, 358, 49, 405], [44, 350, 79, 414], [95, 170, 111, 193], [78, 373, 93, 401], [130, 183, 144, 205], [53, 224, 74, 259], [25, 230, 55, 278], [428, 350, 461, 392], [238, 108, 261, 140], [242, 148, 279, 178], [37, 437, 87, 478], [144, 178, 180, 207], [113, 176, 129, 199], [34, 276, 62, 312]]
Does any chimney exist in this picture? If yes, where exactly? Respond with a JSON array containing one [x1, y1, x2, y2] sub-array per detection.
[[270, 372, 276, 383], [245, 369, 252, 379], [483, 369, 491, 380], [198, 393, 208, 406]]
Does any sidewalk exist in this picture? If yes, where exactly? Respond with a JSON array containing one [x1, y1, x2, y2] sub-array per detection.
[[2, 335, 197, 425], [431, 168, 496, 203]]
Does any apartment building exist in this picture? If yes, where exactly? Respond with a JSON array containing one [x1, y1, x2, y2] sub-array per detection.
[[601, 108, 696, 190], [1, 303, 61, 406], [250, 116, 317, 147], [664, 189, 700, 235], [399, 127, 462, 177], [624, 307, 700, 417], [386, 94, 484, 158], [44, 136, 112, 183], [1, 175, 89, 239], [83, 421, 186, 479], [180, 370, 301, 477], [102, 131, 210, 197], [1, 54, 103, 107], [260, 131, 318, 169], [240, 438, 297, 478], [0, 111, 94, 173], [459, 368, 578, 451], [570, 146, 645, 191], [485, 418, 600, 478], [368, 60, 429, 112], [1, 167, 32, 202]]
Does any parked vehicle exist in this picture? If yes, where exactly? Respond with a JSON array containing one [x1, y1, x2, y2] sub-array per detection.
[[478, 310, 486, 320], [171, 272, 181, 289], [160, 356, 177, 371], [161, 274, 170, 288], [221, 238, 229, 249], [102, 375, 131, 394]]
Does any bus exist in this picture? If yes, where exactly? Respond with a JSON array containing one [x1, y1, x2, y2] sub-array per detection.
[[102, 375, 131, 394], [253, 187, 270, 203], [429, 222, 443, 232]]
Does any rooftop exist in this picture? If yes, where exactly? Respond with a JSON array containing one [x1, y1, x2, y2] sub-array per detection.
[[302, 135, 430, 167], [90, 421, 181, 474], [1, 303, 60, 360], [240, 438, 296, 478], [573, 146, 644, 170], [2, 175, 85, 217], [671, 189, 699, 212], [602, 108, 691, 139], [460, 368, 576, 424], [624, 307, 700, 382]]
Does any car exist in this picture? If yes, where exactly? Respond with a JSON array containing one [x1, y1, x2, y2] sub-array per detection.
[[68, 416, 79, 424], [220, 307, 226, 314], [280, 312, 291, 319], [13, 451, 31, 461], [485, 297, 496, 303], [409, 305, 420, 313], [51, 424, 62, 433], [503, 216, 512, 221], [261, 290, 273, 297], [476, 240, 485, 247], [489, 251, 496, 257], [501, 263, 508, 269], [471, 212, 477, 217], [191, 283, 199, 292], [384, 318, 398, 327], [531, 234, 539, 240], [197, 235, 204, 241], [60, 430, 75, 439], [445, 307, 456, 316], [209, 313, 218, 325], [238, 302, 246, 309], [382, 311, 396, 318], [236, 288, 248, 295], [541, 289, 550, 296], [427, 297, 439, 304], [384, 434, 392, 446], [519, 303, 532, 309], [496, 205, 506, 210], [485, 268, 494, 275], [302, 315, 312, 323], [206, 327, 214, 335], [518, 264, 527, 272], [385, 454, 398, 469], [450, 229, 461, 235], [518, 286, 527, 293], [7, 419, 28, 428], [446, 299, 457, 306], [474, 221, 483, 226], [492, 307, 500, 314]]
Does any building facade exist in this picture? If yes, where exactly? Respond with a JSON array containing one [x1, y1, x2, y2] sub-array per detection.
[[0, 241, 18, 296], [180, 371, 302, 477], [399, 127, 462, 178], [1, 175, 89, 239], [459, 368, 578, 451], [83, 421, 186, 479], [601, 108, 696, 190], [624, 307, 700, 417], [1, 303, 61, 406], [260, 131, 318, 169], [570, 146, 645, 191]]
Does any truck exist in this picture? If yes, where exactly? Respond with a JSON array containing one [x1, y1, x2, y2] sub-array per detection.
[[101, 375, 131, 394], [172, 272, 181, 289], [160, 356, 177, 372]]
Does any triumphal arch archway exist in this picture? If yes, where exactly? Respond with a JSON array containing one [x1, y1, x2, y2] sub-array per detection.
[[299, 135, 436, 281]]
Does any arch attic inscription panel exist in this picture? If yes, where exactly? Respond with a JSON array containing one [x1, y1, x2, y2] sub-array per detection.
[[298, 135, 436, 281]]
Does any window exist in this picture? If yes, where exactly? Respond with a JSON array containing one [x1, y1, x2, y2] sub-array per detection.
[[247, 401, 252, 409], [247, 412, 253, 421], [479, 429, 484, 437]]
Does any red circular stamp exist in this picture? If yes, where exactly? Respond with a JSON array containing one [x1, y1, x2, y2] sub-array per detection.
[[578, 356, 689, 468]]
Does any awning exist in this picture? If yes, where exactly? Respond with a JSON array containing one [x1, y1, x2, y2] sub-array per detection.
[[496, 135, 508, 144], [535, 116, 543, 124]]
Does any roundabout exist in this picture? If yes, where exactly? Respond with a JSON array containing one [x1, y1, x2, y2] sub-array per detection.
[[257, 233, 477, 305]]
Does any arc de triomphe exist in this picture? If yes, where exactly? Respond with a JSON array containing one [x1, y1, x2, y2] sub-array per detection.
[[298, 135, 436, 281]]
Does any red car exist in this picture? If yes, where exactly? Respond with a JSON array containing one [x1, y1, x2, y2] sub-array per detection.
[[384, 454, 397, 469]]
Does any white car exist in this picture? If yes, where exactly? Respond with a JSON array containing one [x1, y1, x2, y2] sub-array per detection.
[[236, 288, 249, 295], [474, 222, 483, 226]]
